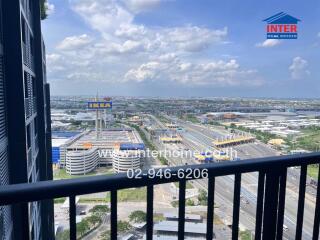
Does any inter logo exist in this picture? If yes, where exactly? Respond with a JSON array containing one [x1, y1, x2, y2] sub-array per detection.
[[263, 12, 301, 39]]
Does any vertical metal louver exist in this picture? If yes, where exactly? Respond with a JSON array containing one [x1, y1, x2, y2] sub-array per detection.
[[0, 0, 12, 239]]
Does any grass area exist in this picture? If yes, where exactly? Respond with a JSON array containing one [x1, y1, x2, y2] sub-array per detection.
[[153, 213, 165, 222], [117, 188, 146, 202], [240, 230, 252, 240], [184, 114, 199, 123], [295, 126, 320, 152], [54, 198, 66, 204], [308, 165, 319, 179], [289, 126, 320, 179], [53, 167, 114, 180], [174, 181, 194, 189], [214, 213, 224, 225], [78, 198, 107, 203], [208, 121, 222, 126], [77, 188, 147, 203]]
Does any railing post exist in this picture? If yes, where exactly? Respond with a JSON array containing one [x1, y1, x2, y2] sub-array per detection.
[[276, 169, 287, 240], [262, 170, 280, 240], [296, 165, 307, 240], [69, 195, 77, 240], [312, 164, 320, 240], [232, 173, 241, 240], [206, 176, 215, 240], [146, 185, 154, 240], [255, 171, 265, 240], [178, 180, 186, 240], [111, 190, 117, 239]]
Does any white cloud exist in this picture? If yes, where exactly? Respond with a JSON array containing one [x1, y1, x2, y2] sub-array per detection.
[[125, 57, 262, 86], [289, 57, 310, 79], [57, 34, 93, 51], [318, 32, 320, 38], [69, 0, 227, 52], [256, 39, 281, 48], [115, 24, 147, 39], [47, 0, 260, 89], [45, 1, 55, 15], [164, 26, 228, 52], [107, 40, 144, 53], [120, 0, 162, 13], [69, 0, 134, 37]]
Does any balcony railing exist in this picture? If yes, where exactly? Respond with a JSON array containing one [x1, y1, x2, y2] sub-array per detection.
[[0, 153, 320, 240]]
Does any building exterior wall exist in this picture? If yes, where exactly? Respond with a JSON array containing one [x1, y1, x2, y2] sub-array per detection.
[[66, 148, 99, 175], [0, 0, 54, 239], [0, 1, 12, 239], [65, 147, 142, 175], [112, 150, 141, 173]]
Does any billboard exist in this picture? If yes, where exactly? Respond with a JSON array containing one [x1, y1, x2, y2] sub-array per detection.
[[52, 147, 60, 164], [88, 101, 112, 109], [120, 143, 145, 150]]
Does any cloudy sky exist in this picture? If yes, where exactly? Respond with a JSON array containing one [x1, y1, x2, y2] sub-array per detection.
[[42, 0, 320, 98]]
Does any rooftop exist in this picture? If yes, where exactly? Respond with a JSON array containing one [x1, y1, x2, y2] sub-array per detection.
[[66, 129, 142, 150]]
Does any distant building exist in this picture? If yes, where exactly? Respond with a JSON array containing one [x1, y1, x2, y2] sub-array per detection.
[[268, 138, 285, 146], [128, 115, 143, 125], [61, 129, 144, 174], [204, 112, 242, 121], [51, 131, 80, 167], [160, 136, 182, 144], [151, 213, 212, 239]]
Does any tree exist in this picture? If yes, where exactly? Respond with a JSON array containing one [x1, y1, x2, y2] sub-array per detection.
[[198, 189, 208, 205], [117, 221, 132, 233], [56, 230, 70, 240], [129, 210, 147, 223], [40, 0, 48, 20], [77, 220, 90, 237], [86, 215, 101, 227], [89, 205, 110, 216], [186, 199, 195, 206]]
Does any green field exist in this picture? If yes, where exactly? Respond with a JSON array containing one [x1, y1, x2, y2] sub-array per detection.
[[296, 127, 320, 152], [240, 230, 252, 240], [75, 188, 147, 203], [106, 187, 147, 202], [184, 114, 199, 123], [293, 127, 320, 179], [53, 167, 114, 180], [308, 165, 319, 179]]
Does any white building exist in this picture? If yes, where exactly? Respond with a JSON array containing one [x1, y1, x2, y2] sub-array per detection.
[[63, 129, 144, 175]]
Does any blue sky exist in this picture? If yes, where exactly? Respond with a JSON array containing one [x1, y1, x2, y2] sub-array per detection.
[[42, 0, 320, 98]]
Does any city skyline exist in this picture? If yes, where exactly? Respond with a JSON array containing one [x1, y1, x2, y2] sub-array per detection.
[[43, 0, 320, 97]]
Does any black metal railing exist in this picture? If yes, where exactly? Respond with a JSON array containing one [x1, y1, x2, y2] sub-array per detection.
[[0, 153, 320, 240]]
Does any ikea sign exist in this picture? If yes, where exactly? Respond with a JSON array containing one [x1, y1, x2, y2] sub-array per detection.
[[88, 101, 112, 109]]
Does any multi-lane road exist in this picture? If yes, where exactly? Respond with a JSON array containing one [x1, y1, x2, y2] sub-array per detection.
[[156, 115, 316, 239]]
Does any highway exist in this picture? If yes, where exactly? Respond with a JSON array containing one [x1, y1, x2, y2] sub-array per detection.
[[158, 115, 316, 239]]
